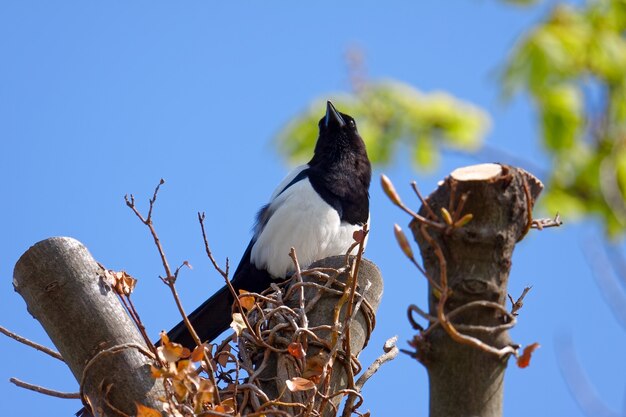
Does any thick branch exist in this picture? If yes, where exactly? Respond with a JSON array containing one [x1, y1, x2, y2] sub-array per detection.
[[13, 237, 164, 417]]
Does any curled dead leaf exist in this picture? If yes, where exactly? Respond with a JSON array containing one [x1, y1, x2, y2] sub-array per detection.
[[303, 351, 327, 384], [217, 345, 231, 367], [163, 403, 183, 417], [157, 331, 191, 363], [193, 379, 215, 411], [102, 269, 137, 296], [286, 377, 316, 392], [288, 342, 306, 359], [230, 313, 247, 336], [211, 397, 235, 414], [238, 289, 255, 311], [191, 343, 207, 363], [136, 403, 161, 417], [150, 364, 164, 379], [517, 342, 540, 368], [352, 229, 366, 244]]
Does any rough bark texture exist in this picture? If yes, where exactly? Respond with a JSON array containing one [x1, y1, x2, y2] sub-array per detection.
[[257, 256, 383, 416], [13, 237, 164, 417], [410, 164, 543, 417]]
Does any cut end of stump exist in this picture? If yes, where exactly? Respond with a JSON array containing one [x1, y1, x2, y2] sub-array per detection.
[[450, 163, 503, 181]]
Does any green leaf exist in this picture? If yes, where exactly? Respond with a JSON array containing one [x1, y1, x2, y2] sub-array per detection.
[[538, 84, 583, 151], [412, 134, 438, 170]]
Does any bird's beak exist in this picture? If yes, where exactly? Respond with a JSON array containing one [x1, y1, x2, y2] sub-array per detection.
[[325, 101, 346, 128]]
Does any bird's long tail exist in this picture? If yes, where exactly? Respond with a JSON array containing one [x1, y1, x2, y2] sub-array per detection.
[[165, 284, 235, 349], [166, 262, 277, 349]]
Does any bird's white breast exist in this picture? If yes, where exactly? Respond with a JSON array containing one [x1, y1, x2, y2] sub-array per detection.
[[250, 177, 367, 278]]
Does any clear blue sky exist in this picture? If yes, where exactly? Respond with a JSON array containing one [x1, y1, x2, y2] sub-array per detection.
[[1, 2, 625, 417]]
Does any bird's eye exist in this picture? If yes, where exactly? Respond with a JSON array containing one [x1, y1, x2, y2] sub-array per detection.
[[349, 119, 356, 128]]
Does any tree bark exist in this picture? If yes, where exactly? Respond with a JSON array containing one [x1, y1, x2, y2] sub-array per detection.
[[410, 164, 543, 417], [13, 237, 164, 417]]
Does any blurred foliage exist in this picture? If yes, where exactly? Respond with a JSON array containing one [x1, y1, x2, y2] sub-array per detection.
[[275, 81, 491, 171], [504, 0, 626, 235], [277, 0, 626, 236]]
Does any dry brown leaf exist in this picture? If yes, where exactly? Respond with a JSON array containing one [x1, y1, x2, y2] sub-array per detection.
[[193, 379, 215, 410], [217, 345, 231, 367], [288, 342, 306, 359], [171, 379, 189, 402], [238, 289, 255, 311], [136, 403, 161, 417], [191, 343, 207, 363], [162, 403, 183, 417], [102, 269, 137, 296], [286, 377, 316, 392], [353, 229, 366, 244], [517, 342, 540, 368], [303, 352, 326, 384], [157, 333, 190, 364], [175, 360, 194, 377], [230, 313, 246, 336], [150, 364, 164, 379]]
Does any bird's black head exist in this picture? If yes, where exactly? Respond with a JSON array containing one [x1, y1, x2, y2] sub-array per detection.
[[306, 101, 371, 225], [310, 101, 369, 167]]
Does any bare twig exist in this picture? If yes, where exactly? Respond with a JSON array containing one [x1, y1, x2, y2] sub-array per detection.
[[381, 174, 447, 230], [116, 294, 159, 359], [9, 378, 80, 399], [521, 176, 535, 238], [508, 286, 532, 316], [198, 212, 230, 278], [0, 325, 64, 362], [411, 181, 437, 220], [198, 212, 262, 349], [452, 192, 470, 223], [409, 301, 516, 335], [125, 179, 172, 279], [531, 212, 563, 230], [103, 382, 132, 417], [125, 180, 203, 349], [79, 343, 155, 410], [354, 336, 398, 390], [288, 248, 308, 332]]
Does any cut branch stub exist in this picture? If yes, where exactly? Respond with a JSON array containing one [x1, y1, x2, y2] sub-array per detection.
[[410, 163, 543, 417], [13, 237, 164, 417]]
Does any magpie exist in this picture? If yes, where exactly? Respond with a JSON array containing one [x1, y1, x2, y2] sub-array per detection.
[[75, 103, 369, 417], [167, 101, 371, 349]]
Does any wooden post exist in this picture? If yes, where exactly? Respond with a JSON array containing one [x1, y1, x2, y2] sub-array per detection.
[[13, 237, 164, 417]]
